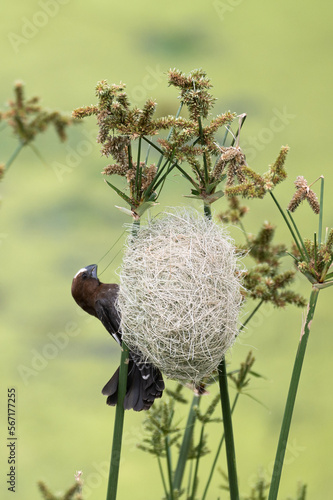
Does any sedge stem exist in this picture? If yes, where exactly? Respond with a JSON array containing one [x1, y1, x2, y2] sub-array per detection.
[[165, 436, 174, 500], [106, 219, 140, 500], [201, 394, 239, 500], [173, 395, 200, 491], [4, 141, 25, 172], [218, 357, 239, 500], [106, 343, 129, 500], [190, 425, 205, 500], [157, 456, 169, 500], [267, 288, 319, 500]]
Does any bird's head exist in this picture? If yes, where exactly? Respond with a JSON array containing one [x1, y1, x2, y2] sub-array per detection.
[[71, 264, 100, 315]]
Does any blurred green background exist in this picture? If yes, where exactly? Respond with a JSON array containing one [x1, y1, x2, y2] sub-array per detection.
[[1, 0, 333, 499]]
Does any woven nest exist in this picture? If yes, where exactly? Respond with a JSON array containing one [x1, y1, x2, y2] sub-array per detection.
[[118, 208, 243, 384]]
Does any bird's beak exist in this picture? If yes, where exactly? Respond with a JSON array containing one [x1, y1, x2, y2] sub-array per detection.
[[85, 264, 98, 279]]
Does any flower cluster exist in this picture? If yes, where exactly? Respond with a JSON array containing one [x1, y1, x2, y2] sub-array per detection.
[[159, 69, 236, 205], [288, 176, 320, 213], [224, 146, 289, 199], [73, 80, 175, 215], [241, 223, 306, 308], [291, 230, 333, 286], [0, 81, 76, 144]]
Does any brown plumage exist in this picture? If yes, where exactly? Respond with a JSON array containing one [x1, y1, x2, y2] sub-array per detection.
[[71, 264, 164, 411]]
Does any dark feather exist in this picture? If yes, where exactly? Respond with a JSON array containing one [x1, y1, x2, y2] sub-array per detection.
[[72, 264, 164, 411]]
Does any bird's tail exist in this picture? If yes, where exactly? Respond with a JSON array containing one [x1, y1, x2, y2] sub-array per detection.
[[102, 352, 164, 411]]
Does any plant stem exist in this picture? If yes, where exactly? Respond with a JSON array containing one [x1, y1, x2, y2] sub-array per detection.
[[267, 287, 319, 500], [204, 203, 212, 219], [218, 357, 239, 500], [157, 456, 169, 500], [106, 343, 129, 500], [201, 394, 239, 500], [190, 425, 205, 500], [318, 176, 324, 246], [173, 395, 200, 491], [106, 219, 140, 500], [269, 191, 305, 260], [165, 436, 174, 500], [5, 141, 25, 172], [239, 300, 264, 334]]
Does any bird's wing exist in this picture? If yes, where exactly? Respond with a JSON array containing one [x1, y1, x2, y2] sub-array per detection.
[[94, 286, 122, 345]]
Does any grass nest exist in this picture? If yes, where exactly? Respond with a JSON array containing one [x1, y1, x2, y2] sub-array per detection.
[[118, 208, 243, 384]]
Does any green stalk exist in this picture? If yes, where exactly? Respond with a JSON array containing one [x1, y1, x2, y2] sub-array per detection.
[[106, 343, 129, 500], [201, 394, 239, 500], [106, 220, 140, 500], [218, 357, 239, 500], [286, 211, 309, 260], [270, 191, 305, 260], [203, 201, 239, 496], [186, 458, 194, 499], [204, 203, 212, 219], [267, 288, 319, 500], [157, 456, 169, 500], [198, 116, 209, 186], [173, 394, 200, 491], [318, 177, 324, 246], [4, 141, 25, 172], [135, 136, 142, 199], [142, 136, 165, 156], [239, 300, 264, 334], [165, 437, 174, 500], [154, 102, 183, 172], [190, 425, 205, 500], [29, 143, 48, 167]]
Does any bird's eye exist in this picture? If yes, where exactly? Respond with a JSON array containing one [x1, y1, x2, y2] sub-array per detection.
[[81, 272, 88, 280]]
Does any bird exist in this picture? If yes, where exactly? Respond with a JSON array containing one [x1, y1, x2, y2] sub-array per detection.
[[71, 264, 164, 411]]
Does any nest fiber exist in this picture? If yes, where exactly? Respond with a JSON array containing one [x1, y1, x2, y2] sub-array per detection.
[[118, 208, 242, 383]]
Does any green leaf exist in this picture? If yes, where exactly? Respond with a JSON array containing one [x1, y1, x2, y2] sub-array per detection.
[[205, 178, 222, 194], [183, 195, 204, 200], [135, 201, 159, 217], [115, 206, 134, 217], [104, 179, 132, 205], [313, 280, 333, 289]]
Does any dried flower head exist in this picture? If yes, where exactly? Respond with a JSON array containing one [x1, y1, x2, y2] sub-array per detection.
[[288, 176, 320, 214], [118, 208, 243, 384], [0, 81, 76, 144], [0, 164, 5, 180]]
